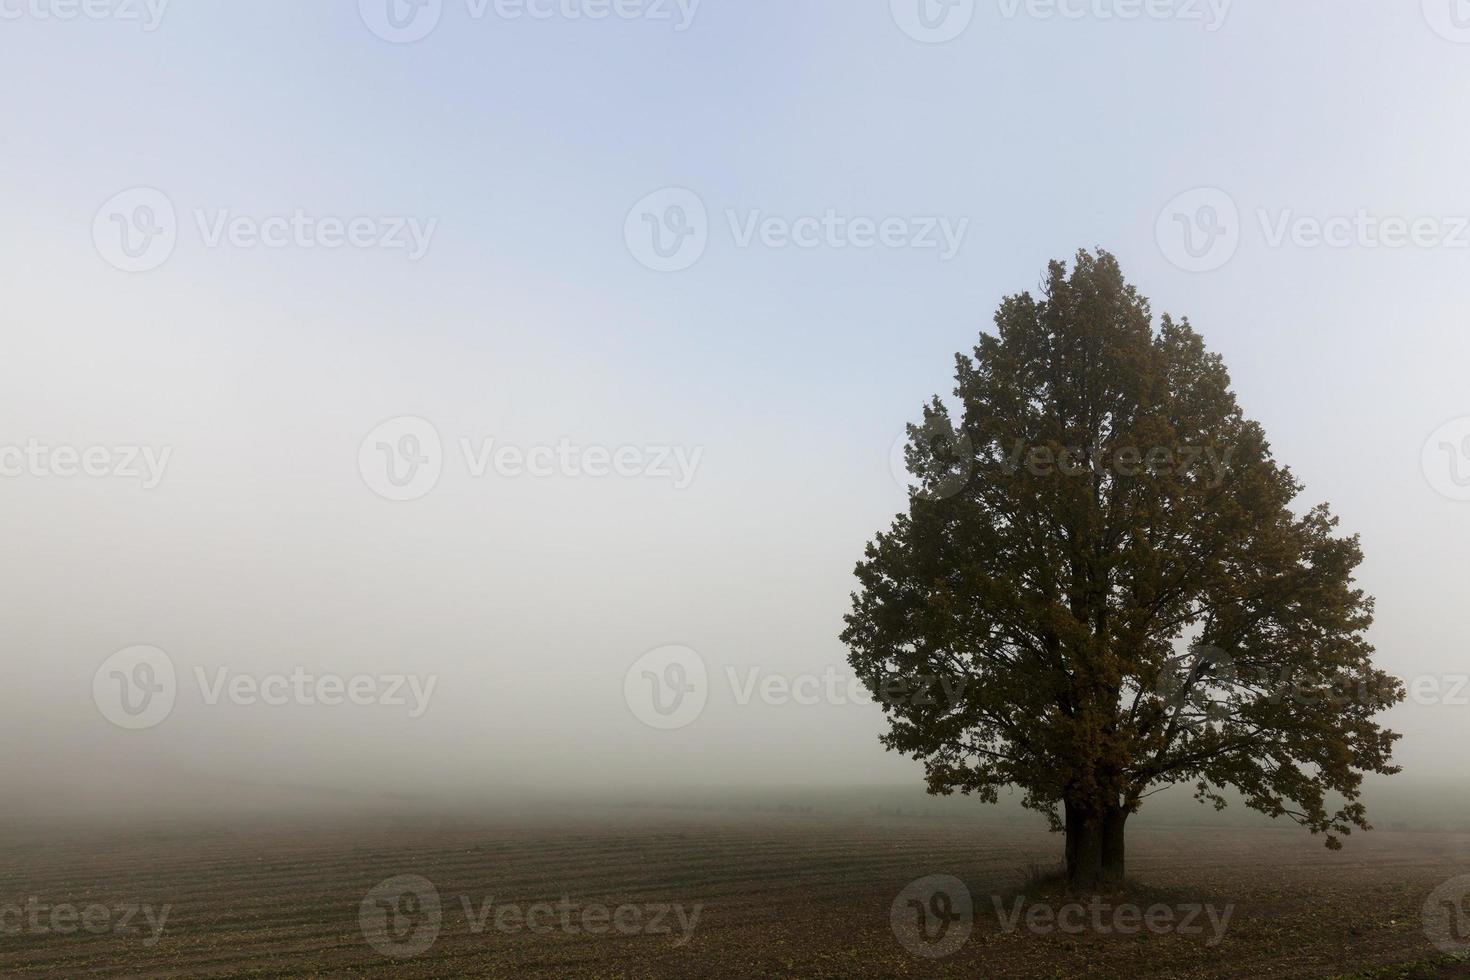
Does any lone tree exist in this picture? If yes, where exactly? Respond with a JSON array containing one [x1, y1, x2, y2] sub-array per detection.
[[843, 250, 1403, 889]]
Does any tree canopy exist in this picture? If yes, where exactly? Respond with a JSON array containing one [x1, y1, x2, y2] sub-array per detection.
[[842, 249, 1403, 886]]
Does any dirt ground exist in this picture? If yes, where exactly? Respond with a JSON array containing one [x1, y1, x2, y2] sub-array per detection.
[[1, 809, 1468, 978]]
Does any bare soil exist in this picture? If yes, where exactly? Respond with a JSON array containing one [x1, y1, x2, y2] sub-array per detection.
[[1, 810, 1467, 978]]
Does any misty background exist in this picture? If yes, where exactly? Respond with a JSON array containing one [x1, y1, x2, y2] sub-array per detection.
[[2, 1, 1468, 828]]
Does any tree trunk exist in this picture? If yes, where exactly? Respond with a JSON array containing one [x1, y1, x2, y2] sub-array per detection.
[[1101, 805, 1127, 884], [1064, 800, 1080, 875], [1065, 801, 1127, 889], [1064, 801, 1104, 889]]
